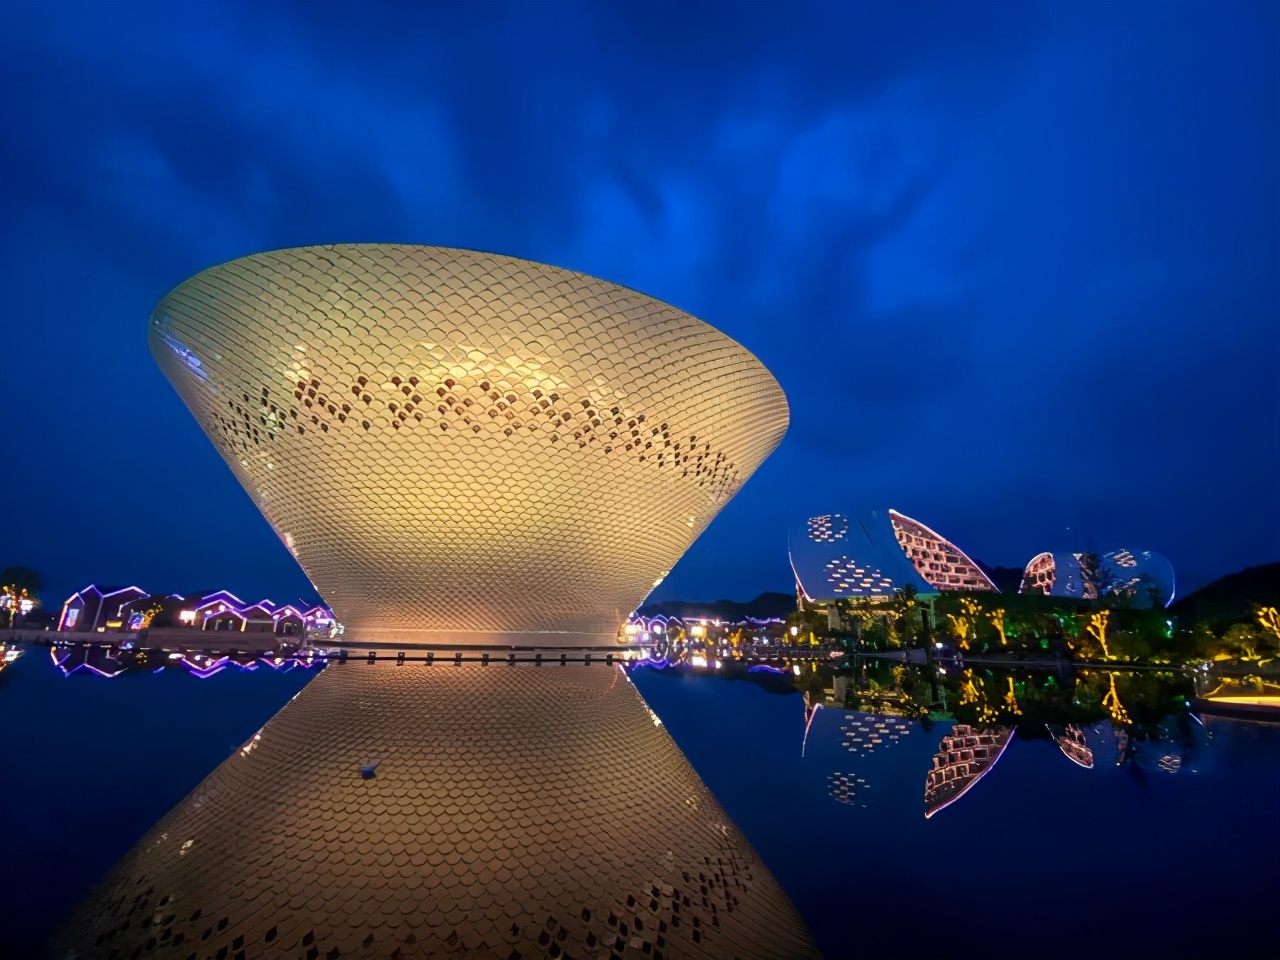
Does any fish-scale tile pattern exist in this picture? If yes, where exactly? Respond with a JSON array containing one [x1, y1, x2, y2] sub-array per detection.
[[149, 246, 789, 645], [54, 663, 819, 960]]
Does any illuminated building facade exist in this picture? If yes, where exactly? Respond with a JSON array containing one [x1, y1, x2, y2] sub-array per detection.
[[58, 584, 147, 632], [57, 585, 334, 635], [150, 244, 788, 646], [789, 509, 994, 602], [888, 509, 997, 592], [1019, 549, 1175, 607]]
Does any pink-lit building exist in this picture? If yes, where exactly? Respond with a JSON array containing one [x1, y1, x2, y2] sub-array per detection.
[[58, 585, 335, 636]]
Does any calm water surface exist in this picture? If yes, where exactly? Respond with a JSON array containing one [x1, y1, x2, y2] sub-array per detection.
[[1, 651, 1276, 959]]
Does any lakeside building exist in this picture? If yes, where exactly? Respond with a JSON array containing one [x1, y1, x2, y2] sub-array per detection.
[[57, 585, 334, 636], [789, 509, 996, 604], [1019, 549, 1176, 607], [789, 509, 1174, 610], [57, 245, 817, 958], [55, 584, 148, 632], [147, 244, 789, 648]]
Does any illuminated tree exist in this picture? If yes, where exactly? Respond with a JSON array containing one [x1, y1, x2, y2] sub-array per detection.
[[1086, 610, 1112, 659], [947, 598, 981, 650], [1258, 607, 1280, 652], [1222, 623, 1261, 661], [140, 602, 165, 629], [1002, 676, 1022, 716], [958, 669, 1000, 723], [1, 566, 42, 629], [986, 608, 1008, 646], [850, 597, 876, 630], [1101, 673, 1131, 725], [892, 585, 919, 648]]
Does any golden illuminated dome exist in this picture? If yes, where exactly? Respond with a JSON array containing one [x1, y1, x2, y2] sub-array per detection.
[[151, 245, 789, 645]]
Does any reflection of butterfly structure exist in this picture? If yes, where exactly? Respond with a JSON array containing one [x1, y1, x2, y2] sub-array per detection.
[[924, 725, 1014, 819], [1047, 723, 1094, 769], [827, 773, 870, 807], [357, 759, 381, 780], [838, 714, 913, 756]]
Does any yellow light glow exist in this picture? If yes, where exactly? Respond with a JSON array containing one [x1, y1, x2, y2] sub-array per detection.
[[1087, 611, 1112, 659]]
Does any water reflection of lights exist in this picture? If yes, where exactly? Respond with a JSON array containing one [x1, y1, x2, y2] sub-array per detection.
[[827, 773, 870, 806], [839, 714, 913, 756], [50, 646, 126, 678], [801, 702, 823, 758], [240, 730, 264, 757], [49, 646, 323, 679]]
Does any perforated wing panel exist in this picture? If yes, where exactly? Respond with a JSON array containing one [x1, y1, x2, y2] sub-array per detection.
[[53, 663, 820, 959], [150, 246, 789, 645]]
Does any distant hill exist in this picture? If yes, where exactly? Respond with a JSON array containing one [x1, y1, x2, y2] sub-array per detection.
[[637, 591, 796, 621], [1169, 561, 1280, 625], [975, 560, 1025, 594]]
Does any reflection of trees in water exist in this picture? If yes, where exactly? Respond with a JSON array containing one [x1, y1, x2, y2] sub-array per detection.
[[805, 661, 1213, 821], [827, 658, 1194, 749]]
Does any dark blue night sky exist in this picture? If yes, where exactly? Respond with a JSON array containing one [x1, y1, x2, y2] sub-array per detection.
[[1, 0, 1276, 609]]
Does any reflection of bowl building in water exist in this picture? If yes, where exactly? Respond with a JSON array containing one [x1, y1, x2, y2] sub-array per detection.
[[56, 247, 818, 958], [57, 664, 817, 959]]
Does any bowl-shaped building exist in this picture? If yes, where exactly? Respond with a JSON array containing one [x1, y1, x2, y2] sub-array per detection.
[[150, 245, 789, 645]]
